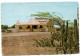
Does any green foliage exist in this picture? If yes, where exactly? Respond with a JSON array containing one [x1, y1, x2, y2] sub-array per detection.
[[74, 19, 78, 39], [2, 29, 6, 32], [31, 12, 64, 28], [34, 38, 51, 47], [34, 31, 61, 47], [61, 20, 68, 54], [46, 19, 54, 26], [1, 24, 15, 32], [73, 19, 79, 53], [69, 30, 73, 54], [1, 25, 8, 29], [61, 21, 65, 46], [51, 31, 61, 41], [11, 24, 15, 28], [31, 12, 51, 18], [65, 20, 74, 27], [60, 19, 79, 54], [33, 18, 79, 54], [55, 28, 61, 31], [1, 25, 8, 32], [31, 12, 63, 19], [51, 32, 55, 47]]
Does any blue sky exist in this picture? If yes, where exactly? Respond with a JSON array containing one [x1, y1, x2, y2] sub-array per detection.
[[1, 2, 78, 26]]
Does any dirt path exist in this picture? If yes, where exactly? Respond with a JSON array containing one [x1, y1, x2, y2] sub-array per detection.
[[2, 32, 50, 37], [2, 32, 60, 55]]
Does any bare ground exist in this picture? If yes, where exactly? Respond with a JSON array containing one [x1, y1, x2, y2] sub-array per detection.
[[2, 32, 63, 55]]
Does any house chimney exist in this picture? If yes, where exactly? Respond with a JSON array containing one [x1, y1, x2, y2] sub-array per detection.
[[17, 20, 19, 24]]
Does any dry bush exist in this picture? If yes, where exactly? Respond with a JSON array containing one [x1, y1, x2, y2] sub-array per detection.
[[34, 38, 52, 47]]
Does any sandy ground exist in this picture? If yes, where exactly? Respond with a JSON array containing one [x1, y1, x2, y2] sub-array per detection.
[[2, 32, 63, 55]]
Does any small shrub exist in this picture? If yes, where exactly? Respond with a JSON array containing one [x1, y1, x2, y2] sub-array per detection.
[[34, 38, 52, 47], [2, 29, 6, 32]]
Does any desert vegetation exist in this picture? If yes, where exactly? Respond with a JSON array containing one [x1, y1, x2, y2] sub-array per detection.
[[32, 12, 79, 54], [2, 12, 79, 55], [1, 24, 15, 32], [33, 19, 79, 54]]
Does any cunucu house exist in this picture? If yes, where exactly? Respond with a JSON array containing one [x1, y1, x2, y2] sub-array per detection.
[[15, 18, 57, 32]]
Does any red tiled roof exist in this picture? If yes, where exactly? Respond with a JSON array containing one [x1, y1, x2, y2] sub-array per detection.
[[16, 19, 49, 25]]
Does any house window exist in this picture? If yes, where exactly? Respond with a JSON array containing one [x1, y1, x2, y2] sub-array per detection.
[[26, 25, 30, 29], [50, 26, 51, 28], [19, 26, 22, 29], [51, 26, 52, 28], [32, 25, 37, 29], [52, 26, 54, 28], [50, 26, 53, 28], [47, 26, 49, 27], [40, 25, 43, 28]]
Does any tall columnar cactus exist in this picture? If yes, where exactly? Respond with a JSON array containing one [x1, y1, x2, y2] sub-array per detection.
[[64, 20, 68, 54], [61, 21, 65, 46], [69, 30, 73, 54], [65, 20, 68, 41], [74, 19, 78, 40], [61, 21, 67, 54], [74, 19, 79, 53]]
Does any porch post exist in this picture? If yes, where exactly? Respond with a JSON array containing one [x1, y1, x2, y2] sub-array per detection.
[[38, 25, 40, 31], [30, 25, 32, 32]]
